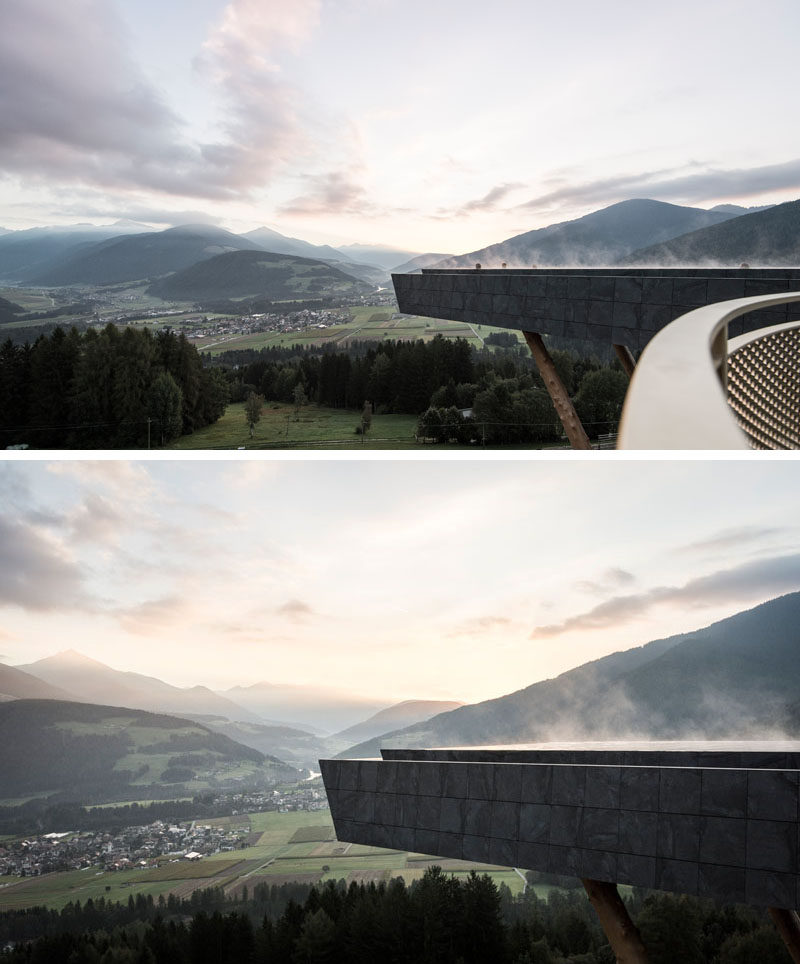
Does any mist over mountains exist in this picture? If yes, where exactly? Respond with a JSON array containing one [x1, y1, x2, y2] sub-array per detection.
[[434, 199, 748, 269], [6, 592, 800, 777], [342, 592, 800, 757], [1, 198, 795, 298], [620, 197, 800, 265]]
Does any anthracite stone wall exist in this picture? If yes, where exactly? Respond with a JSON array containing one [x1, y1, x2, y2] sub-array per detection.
[[392, 268, 800, 351], [320, 746, 800, 910]]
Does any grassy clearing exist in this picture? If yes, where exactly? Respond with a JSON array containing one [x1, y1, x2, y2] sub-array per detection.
[[85, 798, 193, 810], [288, 826, 335, 844], [0, 288, 54, 311], [137, 858, 243, 882], [169, 401, 421, 450], [203, 815, 252, 831], [0, 869, 177, 912]]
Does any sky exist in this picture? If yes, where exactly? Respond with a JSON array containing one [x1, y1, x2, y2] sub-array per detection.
[[2, 0, 800, 252], [2, 457, 800, 707]]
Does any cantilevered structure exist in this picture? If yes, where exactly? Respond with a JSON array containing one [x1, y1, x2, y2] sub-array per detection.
[[392, 267, 800, 449], [321, 742, 800, 963]]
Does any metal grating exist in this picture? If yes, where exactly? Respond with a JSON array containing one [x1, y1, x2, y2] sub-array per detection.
[[727, 325, 800, 449]]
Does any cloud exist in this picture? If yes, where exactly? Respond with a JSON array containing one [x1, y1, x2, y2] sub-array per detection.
[[115, 596, 189, 635], [676, 525, 785, 555], [276, 598, 314, 621], [531, 553, 800, 639], [0, 0, 193, 194], [47, 461, 157, 502], [448, 615, 512, 638], [458, 182, 526, 215], [278, 169, 372, 217], [0, 516, 86, 611], [517, 158, 800, 213], [0, 0, 324, 201], [223, 461, 284, 490], [574, 567, 635, 595], [67, 494, 126, 544]]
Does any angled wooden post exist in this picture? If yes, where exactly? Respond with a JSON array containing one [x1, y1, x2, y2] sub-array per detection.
[[581, 878, 649, 963], [613, 343, 637, 378], [522, 330, 591, 449], [769, 907, 800, 963]]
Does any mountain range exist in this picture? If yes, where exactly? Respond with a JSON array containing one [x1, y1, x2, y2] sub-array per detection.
[[1, 650, 463, 771], [0, 221, 428, 288], [4, 592, 800, 788], [2, 198, 796, 302], [434, 199, 766, 269], [618, 198, 800, 265], [341, 591, 800, 757]]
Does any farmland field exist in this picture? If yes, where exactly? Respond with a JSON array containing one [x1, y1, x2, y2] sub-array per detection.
[[193, 311, 524, 355], [0, 809, 537, 912]]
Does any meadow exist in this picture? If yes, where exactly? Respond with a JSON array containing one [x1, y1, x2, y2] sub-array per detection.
[[0, 810, 533, 913], [169, 401, 423, 450]]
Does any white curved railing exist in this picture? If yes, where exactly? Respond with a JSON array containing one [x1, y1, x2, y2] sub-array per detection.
[[617, 292, 800, 449]]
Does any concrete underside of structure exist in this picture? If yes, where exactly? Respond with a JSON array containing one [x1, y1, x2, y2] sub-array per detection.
[[392, 268, 800, 351], [320, 743, 800, 910]]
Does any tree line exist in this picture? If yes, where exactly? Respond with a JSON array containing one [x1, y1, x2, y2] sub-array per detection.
[[0, 870, 790, 963], [214, 337, 628, 444], [0, 326, 229, 448]]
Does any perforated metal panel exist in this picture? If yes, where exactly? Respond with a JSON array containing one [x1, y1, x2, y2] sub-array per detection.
[[727, 326, 800, 449]]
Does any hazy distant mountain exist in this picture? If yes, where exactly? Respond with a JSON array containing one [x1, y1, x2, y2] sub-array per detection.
[[223, 682, 389, 734], [0, 221, 153, 283], [332, 700, 465, 743], [343, 593, 800, 756], [195, 717, 333, 772], [146, 249, 370, 302], [0, 662, 77, 702], [335, 243, 420, 270], [709, 204, 774, 216], [0, 699, 299, 801], [390, 253, 455, 274], [619, 197, 800, 265], [29, 224, 263, 286], [18, 650, 263, 723], [436, 199, 740, 269], [242, 226, 355, 263]]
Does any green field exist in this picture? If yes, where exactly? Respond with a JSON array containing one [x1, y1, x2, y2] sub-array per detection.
[[193, 311, 520, 355], [0, 810, 538, 912], [169, 401, 422, 450]]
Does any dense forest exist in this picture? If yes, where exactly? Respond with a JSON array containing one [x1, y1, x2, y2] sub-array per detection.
[[0, 326, 627, 448], [0, 326, 229, 448], [0, 870, 790, 963], [214, 337, 628, 444]]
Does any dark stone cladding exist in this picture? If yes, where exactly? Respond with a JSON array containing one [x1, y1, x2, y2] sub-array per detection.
[[392, 268, 800, 352], [320, 744, 800, 910]]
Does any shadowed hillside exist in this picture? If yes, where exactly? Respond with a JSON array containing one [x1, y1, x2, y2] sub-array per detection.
[[146, 249, 370, 301], [620, 197, 800, 265], [0, 700, 299, 802]]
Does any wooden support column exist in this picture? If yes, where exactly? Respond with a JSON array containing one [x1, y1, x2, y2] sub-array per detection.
[[581, 878, 649, 964], [769, 907, 800, 963], [613, 343, 637, 378], [522, 330, 591, 449]]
